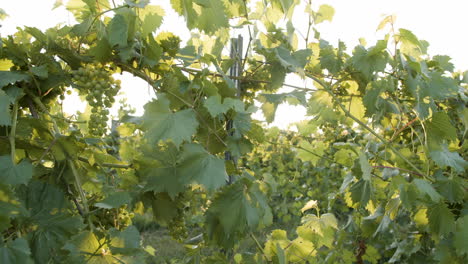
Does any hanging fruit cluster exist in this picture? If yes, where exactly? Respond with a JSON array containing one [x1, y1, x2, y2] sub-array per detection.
[[72, 64, 121, 136]]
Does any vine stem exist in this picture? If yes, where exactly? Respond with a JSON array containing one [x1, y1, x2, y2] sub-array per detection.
[[68, 159, 94, 230], [9, 101, 19, 164], [250, 232, 271, 262], [304, 73, 432, 182], [77, 156, 132, 168], [372, 165, 424, 177]]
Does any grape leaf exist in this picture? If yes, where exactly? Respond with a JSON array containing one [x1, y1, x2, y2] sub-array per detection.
[[144, 167, 186, 199], [142, 94, 199, 147], [413, 179, 442, 203], [426, 112, 457, 143], [88, 38, 112, 62], [204, 94, 244, 117], [62, 231, 113, 263], [423, 72, 458, 100], [179, 143, 228, 191], [434, 176, 465, 203], [350, 179, 372, 207], [197, 1, 229, 33], [206, 178, 272, 247], [431, 55, 454, 72], [298, 213, 338, 248], [0, 238, 33, 264], [125, 0, 149, 8], [140, 5, 164, 36], [144, 143, 227, 197], [109, 226, 141, 255], [274, 47, 311, 74], [18, 181, 84, 264], [399, 183, 418, 209], [427, 203, 455, 236], [108, 14, 128, 47], [0, 90, 11, 126], [30, 214, 84, 263], [297, 140, 326, 166], [315, 4, 335, 24], [170, 0, 197, 29], [430, 145, 468, 173], [264, 230, 291, 261], [150, 192, 179, 226], [226, 136, 253, 157], [454, 216, 468, 256], [0, 71, 30, 88], [0, 156, 33, 185], [358, 152, 372, 181], [318, 40, 345, 74], [95, 192, 131, 209], [171, 0, 228, 34], [398, 28, 427, 57], [0, 8, 8, 20], [351, 40, 388, 79]]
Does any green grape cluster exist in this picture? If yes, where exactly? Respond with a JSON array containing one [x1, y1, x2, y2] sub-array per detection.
[[168, 212, 188, 241], [117, 205, 134, 229], [72, 64, 121, 136], [91, 205, 134, 230]]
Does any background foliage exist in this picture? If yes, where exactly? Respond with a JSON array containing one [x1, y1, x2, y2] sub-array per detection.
[[0, 0, 467, 263]]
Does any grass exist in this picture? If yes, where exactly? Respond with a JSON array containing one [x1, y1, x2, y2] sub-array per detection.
[[142, 229, 187, 264]]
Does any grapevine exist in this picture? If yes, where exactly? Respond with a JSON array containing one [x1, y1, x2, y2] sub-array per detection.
[[0, 1, 466, 263]]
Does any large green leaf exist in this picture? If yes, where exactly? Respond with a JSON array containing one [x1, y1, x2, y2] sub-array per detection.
[[206, 178, 272, 247], [413, 179, 442, 203], [0, 238, 33, 264], [108, 14, 128, 47], [429, 145, 468, 173], [358, 152, 372, 181], [351, 40, 388, 79], [0, 90, 11, 126], [423, 72, 458, 100], [171, 0, 228, 34], [109, 226, 141, 255], [150, 192, 179, 226], [297, 213, 338, 248], [427, 112, 457, 144], [0, 156, 33, 185], [398, 28, 427, 57], [142, 94, 199, 147], [144, 167, 186, 199], [143, 143, 227, 197], [95, 192, 132, 209], [314, 4, 335, 24], [179, 143, 228, 191], [139, 5, 164, 36], [427, 203, 455, 236], [204, 94, 245, 117], [0, 71, 30, 88], [454, 215, 468, 256], [62, 231, 113, 263], [297, 140, 326, 166], [17, 181, 84, 263], [349, 179, 372, 207]]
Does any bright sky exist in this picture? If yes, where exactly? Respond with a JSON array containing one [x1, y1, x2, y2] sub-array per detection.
[[1, 0, 467, 129]]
